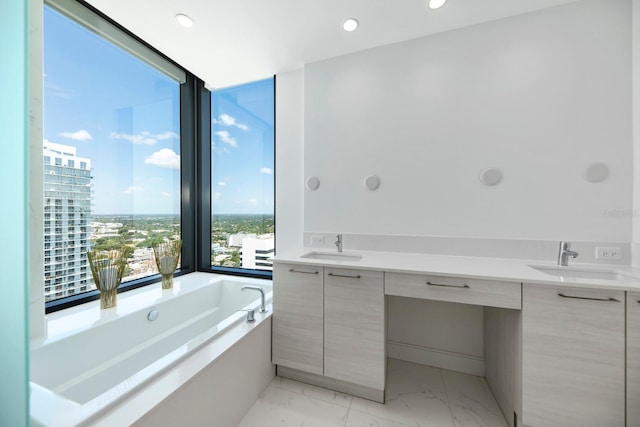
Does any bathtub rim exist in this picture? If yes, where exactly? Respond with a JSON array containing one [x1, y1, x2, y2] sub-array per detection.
[[32, 271, 271, 348], [29, 272, 273, 427]]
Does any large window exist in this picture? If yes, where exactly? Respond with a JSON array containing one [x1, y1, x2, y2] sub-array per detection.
[[43, 1, 187, 306], [210, 79, 275, 273]]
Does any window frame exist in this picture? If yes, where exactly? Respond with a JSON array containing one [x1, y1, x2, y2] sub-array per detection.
[[43, 1, 277, 314], [198, 77, 277, 281], [43, 1, 199, 313]]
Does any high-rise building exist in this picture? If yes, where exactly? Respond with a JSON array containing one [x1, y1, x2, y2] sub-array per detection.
[[43, 141, 92, 302], [241, 234, 275, 271]]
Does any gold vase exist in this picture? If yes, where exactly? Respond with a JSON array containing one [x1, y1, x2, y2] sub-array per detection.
[[87, 247, 132, 310], [161, 273, 174, 290], [153, 240, 182, 291], [100, 288, 117, 309]]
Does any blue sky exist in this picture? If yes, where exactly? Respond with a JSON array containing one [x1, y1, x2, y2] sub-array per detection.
[[44, 6, 274, 216], [211, 79, 275, 216]]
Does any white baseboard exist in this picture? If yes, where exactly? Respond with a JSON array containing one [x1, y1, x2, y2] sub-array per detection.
[[388, 340, 485, 377]]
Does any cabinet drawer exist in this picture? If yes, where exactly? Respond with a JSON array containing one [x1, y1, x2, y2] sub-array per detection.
[[385, 272, 521, 309]]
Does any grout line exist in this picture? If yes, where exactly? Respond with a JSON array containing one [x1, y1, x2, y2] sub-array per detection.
[[439, 368, 457, 427], [340, 387, 353, 427], [343, 406, 350, 427]]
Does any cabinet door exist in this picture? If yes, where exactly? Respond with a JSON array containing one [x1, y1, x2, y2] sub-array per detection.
[[324, 267, 385, 390], [522, 284, 625, 427], [272, 263, 324, 375], [629, 292, 640, 427]]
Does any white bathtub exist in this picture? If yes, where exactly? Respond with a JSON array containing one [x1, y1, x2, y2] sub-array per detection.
[[30, 272, 273, 427]]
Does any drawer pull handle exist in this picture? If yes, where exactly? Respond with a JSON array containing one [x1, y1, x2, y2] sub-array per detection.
[[558, 293, 620, 303], [328, 273, 361, 279], [288, 269, 319, 275], [426, 281, 470, 289]]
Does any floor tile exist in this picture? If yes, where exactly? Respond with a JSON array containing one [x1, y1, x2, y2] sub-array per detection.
[[346, 409, 413, 427], [271, 376, 353, 408], [441, 369, 509, 427], [239, 359, 509, 427], [350, 359, 454, 427], [237, 384, 350, 427]]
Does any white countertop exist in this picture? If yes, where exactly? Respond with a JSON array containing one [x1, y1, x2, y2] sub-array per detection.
[[273, 248, 640, 292]]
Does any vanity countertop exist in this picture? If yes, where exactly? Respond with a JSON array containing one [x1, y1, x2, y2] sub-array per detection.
[[272, 248, 640, 292]]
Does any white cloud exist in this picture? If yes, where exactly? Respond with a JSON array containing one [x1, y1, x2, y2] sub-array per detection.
[[248, 198, 258, 206], [162, 191, 171, 197], [155, 131, 179, 140], [145, 148, 180, 169], [45, 81, 73, 99], [111, 131, 178, 145], [214, 192, 222, 200], [214, 114, 249, 131], [214, 130, 238, 148], [217, 176, 232, 187], [123, 186, 143, 194], [260, 167, 273, 175], [60, 129, 92, 141]]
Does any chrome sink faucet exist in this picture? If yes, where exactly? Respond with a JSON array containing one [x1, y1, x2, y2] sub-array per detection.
[[335, 234, 343, 253], [557, 241, 579, 266], [241, 285, 267, 313]]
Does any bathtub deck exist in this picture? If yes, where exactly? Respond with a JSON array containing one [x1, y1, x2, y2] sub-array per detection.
[[238, 358, 508, 427]]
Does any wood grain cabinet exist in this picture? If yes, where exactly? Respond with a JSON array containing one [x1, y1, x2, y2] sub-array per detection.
[[324, 267, 385, 390], [628, 291, 640, 427], [385, 272, 521, 309], [273, 262, 386, 399], [522, 284, 625, 427], [272, 263, 324, 375]]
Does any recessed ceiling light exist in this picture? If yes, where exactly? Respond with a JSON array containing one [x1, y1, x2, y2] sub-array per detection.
[[427, 0, 448, 9], [175, 14, 194, 28], [342, 18, 359, 32]]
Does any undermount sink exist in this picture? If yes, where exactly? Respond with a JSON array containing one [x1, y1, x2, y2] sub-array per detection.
[[528, 265, 637, 282], [301, 251, 363, 262]]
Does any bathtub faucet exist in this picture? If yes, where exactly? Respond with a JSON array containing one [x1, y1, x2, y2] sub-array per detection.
[[241, 286, 267, 313]]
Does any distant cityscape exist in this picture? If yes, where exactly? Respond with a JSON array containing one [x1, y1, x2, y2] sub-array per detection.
[[44, 141, 274, 303], [211, 214, 275, 270]]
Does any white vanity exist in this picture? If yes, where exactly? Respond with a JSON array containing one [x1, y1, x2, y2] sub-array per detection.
[[271, 249, 640, 427]]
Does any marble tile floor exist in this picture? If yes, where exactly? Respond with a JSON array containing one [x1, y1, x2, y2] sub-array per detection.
[[238, 358, 509, 427]]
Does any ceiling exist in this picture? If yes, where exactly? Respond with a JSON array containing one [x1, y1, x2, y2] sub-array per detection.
[[86, 0, 584, 89]]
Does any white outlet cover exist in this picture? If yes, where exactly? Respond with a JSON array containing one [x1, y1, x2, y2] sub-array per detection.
[[595, 246, 622, 259], [310, 236, 324, 246]]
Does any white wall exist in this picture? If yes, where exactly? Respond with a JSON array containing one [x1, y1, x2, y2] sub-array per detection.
[[304, 0, 632, 243], [632, 0, 640, 266], [273, 0, 634, 369], [275, 69, 305, 253], [30, 0, 45, 339]]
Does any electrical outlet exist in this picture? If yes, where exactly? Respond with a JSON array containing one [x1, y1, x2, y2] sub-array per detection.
[[310, 236, 324, 246], [595, 246, 622, 260]]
